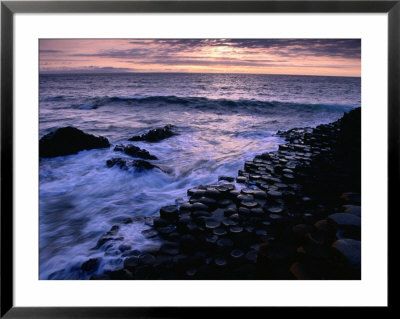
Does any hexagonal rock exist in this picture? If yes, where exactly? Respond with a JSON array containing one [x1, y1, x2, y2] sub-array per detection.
[[124, 256, 139, 269], [159, 205, 178, 221], [327, 213, 361, 228], [267, 190, 282, 198], [188, 188, 205, 198], [269, 214, 282, 220], [153, 217, 169, 228], [192, 210, 211, 219], [204, 219, 220, 229], [305, 232, 326, 246], [230, 190, 240, 197], [139, 254, 157, 265], [213, 227, 227, 236], [229, 226, 243, 234], [204, 189, 220, 198], [218, 176, 235, 182], [267, 206, 284, 214], [179, 202, 193, 212], [340, 192, 361, 205], [214, 257, 228, 267], [216, 184, 235, 193], [238, 207, 251, 216], [217, 238, 234, 249], [252, 190, 267, 199], [222, 218, 237, 227], [160, 242, 180, 256], [236, 176, 247, 184], [332, 239, 361, 269], [314, 219, 328, 232], [81, 258, 101, 272], [237, 194, 254, 202], [292, 224, 314, 240], [191, 202, 209, 211], [241, 201, 258, 209], [141, 229, 158, 238], [198, 197, 217, 207], [289, 261, 327, 280], [244, 250, 258, 263], [342, 205, 361, 217], [289, 262, 312, 280], [218, 199, 232, 207]]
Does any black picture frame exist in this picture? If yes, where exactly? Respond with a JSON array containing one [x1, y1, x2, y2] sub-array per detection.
[[1, 0, 395, 317]]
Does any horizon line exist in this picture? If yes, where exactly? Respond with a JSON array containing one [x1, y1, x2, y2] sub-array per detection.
[[39, 71, 361, 78]]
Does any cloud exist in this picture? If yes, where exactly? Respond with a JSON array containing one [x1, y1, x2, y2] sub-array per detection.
[[138, 39, 361, 59], [71, 47, 149, 58], [67, 39, 360, 60], [40, 49, 63, 54], [40, 66, 133, 74], [39, 39, 361, 76], [123, 57, 285, 68]]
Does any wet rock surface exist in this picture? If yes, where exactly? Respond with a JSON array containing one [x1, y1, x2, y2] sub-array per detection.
[[90, 108, 361, 280], [128, 124, 177, 142], [39, 126, 110, 158], [332, 239, 361, 271], [114, 144, 158, 160], [106, 158, 161, 172]]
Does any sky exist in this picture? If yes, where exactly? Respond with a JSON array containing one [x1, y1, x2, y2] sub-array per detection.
[[39, 39, 361, 77]]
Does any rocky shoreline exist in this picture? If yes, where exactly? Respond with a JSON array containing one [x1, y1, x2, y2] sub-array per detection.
[[82, 107, 361, 280]]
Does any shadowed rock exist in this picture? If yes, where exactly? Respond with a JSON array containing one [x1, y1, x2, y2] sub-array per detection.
[[332, 239, 361, 269], [159, 205, 178, 221], [81, 258, 101, 272], [129, 124, 177, 142], [114, 144, 158, 160], [327, 213, 361, 228], [342, 205, 361, 217], [106, 157, 162, 172], [131, 160, 160, 172], [39, 126, 110, 157], [106, 158, 128, 169]]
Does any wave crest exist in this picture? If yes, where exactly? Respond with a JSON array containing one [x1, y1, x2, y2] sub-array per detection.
[[85, 95, 356, 113]]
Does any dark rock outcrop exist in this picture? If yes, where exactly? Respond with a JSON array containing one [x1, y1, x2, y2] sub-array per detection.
[[114, 144, 158, 160], [106, 158, 128, 169], [128, 125, 177, 142], [39, 126, 110, 158], [132, 160, 160, 172], [331, 239, 361, 270], [106, 157, 161, 172], [81, 258, 101, 272]]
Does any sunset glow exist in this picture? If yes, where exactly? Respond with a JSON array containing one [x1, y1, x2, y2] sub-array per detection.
[[40, 39, 361, 77]]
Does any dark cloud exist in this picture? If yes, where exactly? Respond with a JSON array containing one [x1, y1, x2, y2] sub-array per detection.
[[40, 59, 92, 62], [40, 66, 133, 74], [70, 47, 149, 58], [120, 54, 285, 67], [68, 39, 360, 60], [40, 49, 63, 54], [126, 58, 285, 68], [148, 39, 361, 59]]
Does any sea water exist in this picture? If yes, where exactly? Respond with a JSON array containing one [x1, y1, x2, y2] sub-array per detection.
[[39, 73, 360, 279]]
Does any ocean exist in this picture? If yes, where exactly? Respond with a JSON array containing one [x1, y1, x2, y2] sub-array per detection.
[[39, 72, 360, 279]]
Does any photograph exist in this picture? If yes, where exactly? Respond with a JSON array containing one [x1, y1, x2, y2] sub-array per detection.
[[39, 38, 361, 280]]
